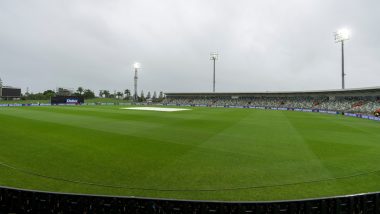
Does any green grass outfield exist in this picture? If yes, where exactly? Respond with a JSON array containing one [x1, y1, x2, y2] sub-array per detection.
[[0, 105, 379, 201]]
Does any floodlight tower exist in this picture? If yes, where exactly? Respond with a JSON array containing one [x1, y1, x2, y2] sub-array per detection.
[[210, 52, 218, 93], [133, 62, 141, 101], [334, 28, 350, 89], [0, 77, 2, 99]]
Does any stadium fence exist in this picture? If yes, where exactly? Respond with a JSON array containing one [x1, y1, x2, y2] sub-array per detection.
[[0, 102, 379, 122], [1, 186, 380, 213]]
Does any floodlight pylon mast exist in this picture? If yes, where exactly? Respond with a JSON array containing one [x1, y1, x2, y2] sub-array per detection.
[[133, 63, 140, 101], [210, 52, 218, 93], [0, 77, 2, 99], [334, 28, 350, 90], [341, 40, 345, 89], [134, 68, 138, 101]]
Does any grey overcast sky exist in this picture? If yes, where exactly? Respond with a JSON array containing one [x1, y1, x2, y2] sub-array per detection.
[[0, 0, 379, 94]]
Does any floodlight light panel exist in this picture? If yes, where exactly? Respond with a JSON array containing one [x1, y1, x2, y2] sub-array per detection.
[[334, 28, 351, 42], [133, 62, 141, 69], [338, 28, 350, 39], [210, 52, 218, 60]]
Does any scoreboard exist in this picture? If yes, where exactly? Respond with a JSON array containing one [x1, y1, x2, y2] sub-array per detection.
[[1, 87, 21, 98]]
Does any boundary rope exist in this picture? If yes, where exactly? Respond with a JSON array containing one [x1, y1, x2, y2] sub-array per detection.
[[1, 161, 380, 192]]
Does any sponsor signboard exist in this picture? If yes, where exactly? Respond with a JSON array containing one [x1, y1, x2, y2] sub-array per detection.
[[51, 96, 84, 105], [319, 110, 338, 114]]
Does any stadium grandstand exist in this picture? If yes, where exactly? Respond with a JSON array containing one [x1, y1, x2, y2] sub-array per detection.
[[163, 87, 380, 116]]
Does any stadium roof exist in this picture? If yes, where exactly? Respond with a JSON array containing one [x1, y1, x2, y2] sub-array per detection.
[[165, 87, 380, 97]]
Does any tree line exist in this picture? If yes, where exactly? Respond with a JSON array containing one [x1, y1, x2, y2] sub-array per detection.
[[22, 87, 164, 102], [98, 89, 164, 102]]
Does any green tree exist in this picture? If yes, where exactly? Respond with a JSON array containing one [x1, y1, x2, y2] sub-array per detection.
[[103, 90, 110, 98], [43, 90, 55, 98], [152, 91, 157, 100], [77, 87, 84, 95], [116, 91, 123, 99], [83, 89, 95, 99], [146, 91, 151, 99], [139, 90, 145, 102], [124, 89, 131, 100]]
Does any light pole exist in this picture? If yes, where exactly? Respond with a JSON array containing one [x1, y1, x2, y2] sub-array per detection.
[[0, 78, 2, 99], [133, 62, 140, 101], [210, 52, 218, 93], [334, 28, 350, 89]]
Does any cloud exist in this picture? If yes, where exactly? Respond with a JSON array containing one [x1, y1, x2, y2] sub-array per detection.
[[0, 0, 379, 94]]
